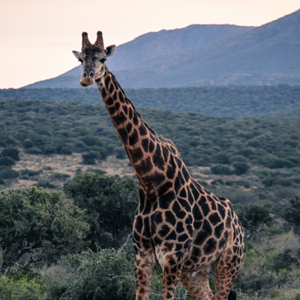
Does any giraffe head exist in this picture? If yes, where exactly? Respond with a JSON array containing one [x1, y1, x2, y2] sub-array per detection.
[[72, 31, 116, 87]]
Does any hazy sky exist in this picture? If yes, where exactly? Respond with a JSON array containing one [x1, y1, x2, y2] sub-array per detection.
[[0, 0, 299, 89]]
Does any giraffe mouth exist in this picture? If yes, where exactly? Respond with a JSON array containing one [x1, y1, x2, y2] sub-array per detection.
[[79, 77, 95, 87]]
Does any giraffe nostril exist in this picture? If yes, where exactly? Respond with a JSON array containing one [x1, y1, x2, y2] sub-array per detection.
[[89, 71, 94, 78], [83, 71, 88, 78]]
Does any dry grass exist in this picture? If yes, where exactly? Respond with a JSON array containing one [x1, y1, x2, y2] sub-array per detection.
[[1, 149, 249, 192]]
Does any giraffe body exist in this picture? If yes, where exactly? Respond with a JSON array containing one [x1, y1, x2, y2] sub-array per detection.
[[73, 32, 244, 300]]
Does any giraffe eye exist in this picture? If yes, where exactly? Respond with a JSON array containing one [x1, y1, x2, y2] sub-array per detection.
[[100, 59, 106, 64], [78, 58, 83, 63]]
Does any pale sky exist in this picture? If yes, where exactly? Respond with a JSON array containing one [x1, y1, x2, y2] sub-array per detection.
[[0, 0, 299, 89]]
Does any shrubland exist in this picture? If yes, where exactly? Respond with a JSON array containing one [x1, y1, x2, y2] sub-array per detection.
[[0, 99, 300, 299]]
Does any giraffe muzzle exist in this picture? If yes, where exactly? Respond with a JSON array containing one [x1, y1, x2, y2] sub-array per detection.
[[80, 76, 95, 87]]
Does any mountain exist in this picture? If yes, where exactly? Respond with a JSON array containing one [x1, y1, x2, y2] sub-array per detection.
[[25, 9, 300, 88], [25, 24, 253, 88]]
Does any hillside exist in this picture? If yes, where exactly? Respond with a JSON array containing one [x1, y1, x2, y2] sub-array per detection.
[[1, 85, 300, 118], [24, 9, 300, 88], [113, 9, 300, 88], [25, 24, 253, 88]]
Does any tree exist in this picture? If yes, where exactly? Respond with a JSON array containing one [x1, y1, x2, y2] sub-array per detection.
[[0, 187, 89, 277], [283, 196, 300, 233], [0, 148, 20, 161], [44, 248, 135, 300], [234, 204, 272, 240], [63, 174, 139, 250], [233, 162, 249, 175]]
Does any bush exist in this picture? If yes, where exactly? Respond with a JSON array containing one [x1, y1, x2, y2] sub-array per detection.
[[0, 187, 89, 275], [233, 162, 249, 175], [63, 174, 138, 250], [211, 164, 231, 175], [283, 196, 300, 226], [19, 169, 42, 179], [81, 151, 101, 165], [0, 156, 15, 166], [267, 158, 295, 169], [44, 146, 57, 155], [22, 139, 34, 149], [59, 147, 73, 155], [25, 148, 43, 155], [49, 172, 71, 181], [274, 178, 293, 187], [44, 249, 135, 300], [35, 180, 57, 189], [0, 169, 19, 179], [0, 275, 45, 300], [1, 148, 20, 161], [81, 136, 103, 147], [213, 152, 230, 164]]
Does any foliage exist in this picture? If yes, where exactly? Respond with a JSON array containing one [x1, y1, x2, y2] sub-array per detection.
[[211, 164, 231, 175], [234, 204, 272, 240], [0, 274, 45, 300], [1, 148, 20, 161], [2, 85, 300, 118], [283, 196, 300, 227], [44, 248, 135, 300], [0, 187, 89, 276], [0, 168, 19, 179], [0, 156, 15, 166], [63, 174, 139, 250]]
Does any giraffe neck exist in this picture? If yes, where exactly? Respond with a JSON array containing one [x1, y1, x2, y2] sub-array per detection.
[[96, 67, 177, 196]]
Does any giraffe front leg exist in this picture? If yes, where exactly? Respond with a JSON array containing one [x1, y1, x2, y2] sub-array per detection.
[[135, 250, 156, 300], [161, 253, 186, 300]]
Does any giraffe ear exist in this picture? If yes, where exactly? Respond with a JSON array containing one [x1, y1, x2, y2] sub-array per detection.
[[72, 51, 82, 60], [105, 45, 116, 58]]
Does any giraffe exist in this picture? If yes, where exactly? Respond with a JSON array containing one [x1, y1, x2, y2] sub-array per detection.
[[72, 31, 244, 300]]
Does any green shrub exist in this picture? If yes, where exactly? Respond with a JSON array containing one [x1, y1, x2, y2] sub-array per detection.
[[268, 226, 283, 235], [63, 174, 138, 250], [274, 178, 293, 187], [1, 148, 20, 161], [211, 164, 231, 175], [59, 147, 73, 155], [81, 151, 100, 165], [0, 156, 15, 166], [294, 292, 300, 300], [213, 152, 230, 164], [25, 148, 43, 155], [35, 180, 57, 189], [233, 162, 249, 175], [0, 275, 45, 300], [283, 196, 300, 226], [81, 136, 103, 147], [0, 179, 5, 185], [22, 139, 34, 149], [0, 169, 19, 179], [267, 158, 295, 169], [44, 146, 57, 155], [44, 249, 135, 300], [49, 172, 71, 181], [0, 187, 89, 275], [86, 168, 107, 175]]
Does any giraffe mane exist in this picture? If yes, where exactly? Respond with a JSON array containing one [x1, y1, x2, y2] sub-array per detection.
[[108, 70, 179, 153]]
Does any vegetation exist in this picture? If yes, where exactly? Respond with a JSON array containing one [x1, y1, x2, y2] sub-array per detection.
[[0, 187, 89, 276], [0, 173, 300, 299], [1, 85, 300, 117], [0, 95, 300, 299], [63, 174, 139, 250]]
